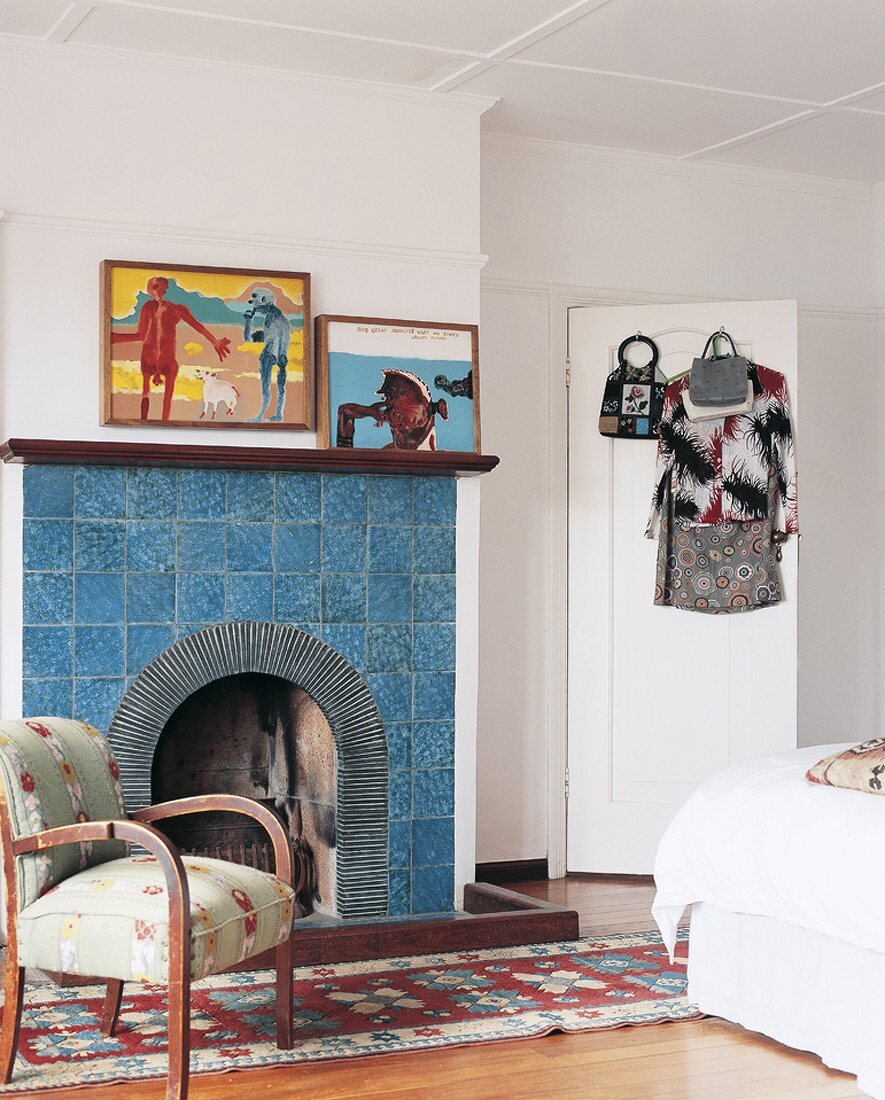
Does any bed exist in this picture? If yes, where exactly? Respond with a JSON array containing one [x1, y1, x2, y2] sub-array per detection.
[[653, 743, 885, 1099]]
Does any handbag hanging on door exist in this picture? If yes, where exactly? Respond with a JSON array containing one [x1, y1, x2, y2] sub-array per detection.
[[688, 329, 749, 406], [598, 333, 667, 439]]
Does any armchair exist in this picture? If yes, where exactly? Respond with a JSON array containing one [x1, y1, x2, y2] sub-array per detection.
[[0, 718, 296, 1100]]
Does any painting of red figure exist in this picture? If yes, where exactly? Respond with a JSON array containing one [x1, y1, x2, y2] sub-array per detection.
[[101, 261, 312, 430]]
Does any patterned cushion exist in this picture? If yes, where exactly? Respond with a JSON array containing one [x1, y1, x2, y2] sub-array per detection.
[[806, 738, 885, 796], [0, 719, 128, 909], [18, 855, 295, 982]]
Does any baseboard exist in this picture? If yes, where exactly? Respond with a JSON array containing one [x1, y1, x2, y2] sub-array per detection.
[[475, 858, 549, 884]]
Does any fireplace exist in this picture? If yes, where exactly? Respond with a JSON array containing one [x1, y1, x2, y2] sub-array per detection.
[[108, 621, 389, 920]]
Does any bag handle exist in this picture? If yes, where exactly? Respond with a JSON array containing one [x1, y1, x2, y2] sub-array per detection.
[[701, 328, 739, 361], [617, 333, 660, 371]]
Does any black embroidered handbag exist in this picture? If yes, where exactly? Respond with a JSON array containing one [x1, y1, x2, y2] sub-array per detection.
[[598, 334, 667, 440]]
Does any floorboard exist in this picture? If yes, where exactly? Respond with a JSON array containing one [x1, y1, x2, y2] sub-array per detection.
[[16, 876, 864, 1099]]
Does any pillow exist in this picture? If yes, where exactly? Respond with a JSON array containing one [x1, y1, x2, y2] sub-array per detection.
[[806, 738, 885, 795]]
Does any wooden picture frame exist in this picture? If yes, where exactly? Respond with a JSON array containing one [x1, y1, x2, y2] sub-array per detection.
[[100, 260, 312, 430], [315, 314, 480, 453]]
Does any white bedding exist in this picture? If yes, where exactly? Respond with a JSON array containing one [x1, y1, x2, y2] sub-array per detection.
[[653, 742, 885, 960]]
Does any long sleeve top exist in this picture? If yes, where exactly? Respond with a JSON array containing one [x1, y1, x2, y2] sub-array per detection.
[[646, 363, 798, 539]]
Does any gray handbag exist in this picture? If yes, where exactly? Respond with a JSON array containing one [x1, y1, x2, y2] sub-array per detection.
[[689, 330, 749, 406]]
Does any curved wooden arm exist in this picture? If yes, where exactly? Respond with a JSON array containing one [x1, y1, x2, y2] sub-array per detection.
[[132, 796, 294, 888]]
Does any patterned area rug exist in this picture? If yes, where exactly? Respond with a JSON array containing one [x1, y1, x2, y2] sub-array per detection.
[[1, 930, 696, 1092]]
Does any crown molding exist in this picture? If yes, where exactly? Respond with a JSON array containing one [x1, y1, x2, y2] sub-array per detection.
[[481, 132, 877, 204], [0, 211, 489, 270], [0, 34, 499, 115]]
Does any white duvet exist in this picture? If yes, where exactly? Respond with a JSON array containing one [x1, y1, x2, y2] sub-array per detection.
[[653, 743, 885, 960]]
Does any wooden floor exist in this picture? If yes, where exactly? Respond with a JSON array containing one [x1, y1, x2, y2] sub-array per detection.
[[23, 876, 864, 1099]]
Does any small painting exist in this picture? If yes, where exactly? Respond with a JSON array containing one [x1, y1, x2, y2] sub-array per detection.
[[101, 260, 312, 429], [316, 315, 480, 452]]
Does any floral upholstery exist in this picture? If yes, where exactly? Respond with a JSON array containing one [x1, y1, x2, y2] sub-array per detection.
[[0, 718, 127, 909], [18, 855, 295, 982]]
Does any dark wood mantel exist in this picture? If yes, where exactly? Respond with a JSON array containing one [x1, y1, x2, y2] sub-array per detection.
[[1, 438, 499, 477]]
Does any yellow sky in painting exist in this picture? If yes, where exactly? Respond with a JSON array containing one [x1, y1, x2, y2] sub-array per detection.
[[111, 267, 305, 319]]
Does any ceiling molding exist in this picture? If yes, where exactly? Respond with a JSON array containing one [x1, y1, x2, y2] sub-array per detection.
[[481, 132, 876, 203], [0, 212, 490, 270], [0, 35, 499, 115]]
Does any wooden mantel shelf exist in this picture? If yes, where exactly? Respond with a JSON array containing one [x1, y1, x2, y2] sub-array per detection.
[[1, 439, 499, 477]]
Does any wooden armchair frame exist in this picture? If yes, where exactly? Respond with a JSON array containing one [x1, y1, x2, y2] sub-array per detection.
[[0, 792, 294, 1100]]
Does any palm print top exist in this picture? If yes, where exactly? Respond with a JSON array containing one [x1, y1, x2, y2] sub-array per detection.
[[646, 363, 798, 538]]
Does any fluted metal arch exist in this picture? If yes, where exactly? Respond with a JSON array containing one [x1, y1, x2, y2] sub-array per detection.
[[107, 621, 388, 919]]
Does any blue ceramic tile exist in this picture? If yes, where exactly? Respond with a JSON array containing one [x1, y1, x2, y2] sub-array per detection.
[[74, 678, 124, 732], [23, 627, 73, 678], [75, 626, 125, 677], [276, 574, 321, 623], [367, 624, 411, 673], [177, 573, 224, 623], [322, 524, 367, 573], [227, 471, 273, 520], [321, 624, 365, 671], [23, 520, 73, 571], [388, 868, 410, 916], [276, 473, 321, 521], [22, 678, 73, 718], [389, 819, 411, 869], [413, 624, 455, 672], [127, 625, 175, 675], [413, 575, 455, 623], [126, 468, 177, 520], [322, 575, 366, 623], [274, 524, 321, 572], [127, 573, 175, 623], [368, 476, 412, 523], [227, 524, 272, 572], [75, 573, 124, 624], [413, 526, 456, 574], [389, 770, 411, 820], [412, 721, 455, 769], [368, 526, 411, 574], [411, 865, 454, 914], [24, 466, 73, 518], [413, 478, 456, 525], [176, 624, 214, 641], [412, 768, 455, 817], [368, 574, 411, 623], [226, 573, 273, 619], [386, 721, 411, 770], [413, 672, 455, 720], [126, 523, 175, 573], [177, 470, 226, 519], [412, 817, 454, 867], [23, 573, 73, 624], [323, 475, 366, 522], [75, 467, 126, 519], [367, 673, 411, 723], [178, 522, 225, 571], [74, 521, 126, 571]]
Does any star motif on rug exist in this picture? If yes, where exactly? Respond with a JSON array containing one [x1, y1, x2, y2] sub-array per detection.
[[510, 967, 608, 997]]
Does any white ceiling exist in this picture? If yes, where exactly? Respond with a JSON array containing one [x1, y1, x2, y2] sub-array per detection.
[[4, 0, 885, 182]]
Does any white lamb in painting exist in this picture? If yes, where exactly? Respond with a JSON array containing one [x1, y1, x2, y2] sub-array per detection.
[[195, 369, 240, 419]]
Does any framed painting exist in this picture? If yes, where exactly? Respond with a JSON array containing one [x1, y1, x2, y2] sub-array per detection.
[[316, 315, 480, 453], [100, 260, 312, 429]]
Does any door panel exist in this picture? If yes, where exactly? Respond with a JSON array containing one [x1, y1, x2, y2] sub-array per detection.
[[567, 301, 798, 872]]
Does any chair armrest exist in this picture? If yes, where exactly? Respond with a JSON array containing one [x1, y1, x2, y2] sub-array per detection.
[[132, 796, 294, 888]]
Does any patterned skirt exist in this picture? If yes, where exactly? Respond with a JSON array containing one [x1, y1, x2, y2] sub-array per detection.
[[654, 492, 783, 614]]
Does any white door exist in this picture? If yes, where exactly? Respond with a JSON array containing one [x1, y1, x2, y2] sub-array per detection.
[[567, 301, 798, 872]]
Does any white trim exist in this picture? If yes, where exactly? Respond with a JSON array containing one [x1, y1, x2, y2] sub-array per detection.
[[481, 132, 877, 204], [0, 211, 490, 271], [0, 35, 499, 115]]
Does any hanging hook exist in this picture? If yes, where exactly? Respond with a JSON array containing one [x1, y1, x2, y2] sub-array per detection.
[[635, 330, 642, 338]]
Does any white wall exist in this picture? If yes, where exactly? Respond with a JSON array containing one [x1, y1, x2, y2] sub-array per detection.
[[477, 134, 883, 865], [0, 43, 492, 899]]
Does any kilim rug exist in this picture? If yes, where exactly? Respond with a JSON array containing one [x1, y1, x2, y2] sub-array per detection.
[[0, 929, 697, 1093]]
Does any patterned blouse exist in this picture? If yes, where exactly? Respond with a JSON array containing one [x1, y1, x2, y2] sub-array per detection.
[[646, 363, 798, 538]]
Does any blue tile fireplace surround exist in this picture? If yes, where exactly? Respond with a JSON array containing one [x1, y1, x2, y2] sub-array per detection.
[[20, 464, 457, 917]]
